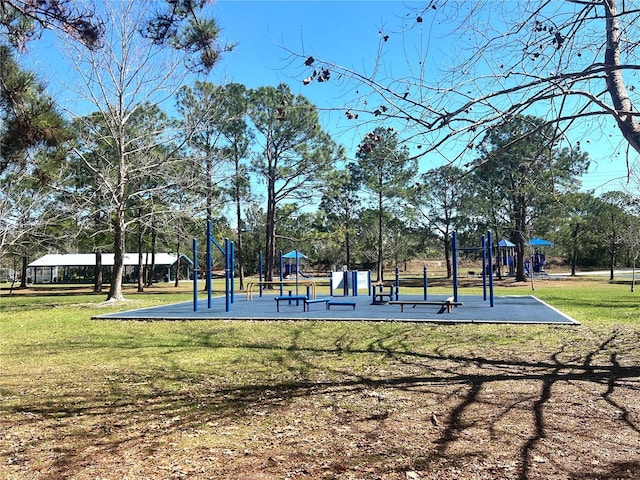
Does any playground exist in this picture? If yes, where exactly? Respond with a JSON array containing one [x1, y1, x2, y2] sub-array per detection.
[[97, 228, 578, 325], [95, 291, 578, 324]]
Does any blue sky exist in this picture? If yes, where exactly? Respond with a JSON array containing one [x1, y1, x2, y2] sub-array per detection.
[[211, 0, 427, 160], [21, 0, 635, 195], [209, 0, 634, 195]]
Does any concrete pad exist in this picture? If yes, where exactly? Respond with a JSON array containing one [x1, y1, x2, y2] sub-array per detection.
[[94, 293, 579, 325]]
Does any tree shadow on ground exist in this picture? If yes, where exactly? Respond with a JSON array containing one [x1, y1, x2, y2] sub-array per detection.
[[2, 325, 639, 479]]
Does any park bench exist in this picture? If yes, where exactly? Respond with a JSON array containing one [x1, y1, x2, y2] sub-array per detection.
[[327, 301, 357, 310], [274, 294, 308, 312], [388, 296, 463, 314], [303, 297, 331, 311]]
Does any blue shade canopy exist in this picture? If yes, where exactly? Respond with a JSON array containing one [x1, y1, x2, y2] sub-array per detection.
[[282, 250, 307, 259], [528, 238, 553, 246], [498, 239, 516, 247]]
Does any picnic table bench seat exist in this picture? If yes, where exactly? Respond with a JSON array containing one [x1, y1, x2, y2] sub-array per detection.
[[274, 294, 360, 313], [388, 296, 462, 314], [327, 300, 356, 310], [303, 297, 331, 311], [274, 294, 308, 312]]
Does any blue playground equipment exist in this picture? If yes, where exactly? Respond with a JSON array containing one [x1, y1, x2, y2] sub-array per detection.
[[525, 253, 548, 276], [525, 237, 552, 276], [451, 230, 495, 307], [327, 266, 417, 307], [370, 266, 403, 304], [255, 250, 345, 311], [329, 270, 372, 297], [498, 238, 516, 277], [192, 220, 235, 312], [255, 250, 310, 298], [370, 232, 493, 309], [282, 250, 310, 278]]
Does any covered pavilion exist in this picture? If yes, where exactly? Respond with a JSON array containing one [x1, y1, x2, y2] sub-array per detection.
[[27, 253, 192, 284]]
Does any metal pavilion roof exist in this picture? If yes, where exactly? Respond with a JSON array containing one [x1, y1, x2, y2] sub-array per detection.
[[28, 253, 192, 268]]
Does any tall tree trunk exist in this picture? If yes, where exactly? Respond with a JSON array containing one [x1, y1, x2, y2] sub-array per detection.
[[444, 233, 452, 279], [106, 131, 127, 301], [376, 191, 384, 283], [137, 209, 144, 292], [265, 174, 276, 283], [609, 257, 616, 280], [609, 215, 616, 281], [146, 222, 156, 287], [93, 249, 103, 293], [19, 255, 27, 288], [514, 231, 526, 283], [514, 196, 527, 282], [571, 224, 580, 276], [174, 239, 181, 287], [235, 192, 245, 290], [233, 147, 246, 291], [107, 209, 126, 301], [205, 151, 213, 293], [609, 247, 616, 281], [605, 0, 640, 157]]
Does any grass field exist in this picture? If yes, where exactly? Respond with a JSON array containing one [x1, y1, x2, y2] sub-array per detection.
[[1, 277, 639, 479]]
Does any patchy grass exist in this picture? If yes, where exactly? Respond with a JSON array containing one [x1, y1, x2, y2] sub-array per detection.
[[1, 277, 639, 479]]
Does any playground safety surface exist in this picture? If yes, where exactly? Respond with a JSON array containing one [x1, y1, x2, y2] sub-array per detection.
[[94, 292, 579, 325]]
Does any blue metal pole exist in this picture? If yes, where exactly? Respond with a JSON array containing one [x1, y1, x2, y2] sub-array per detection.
[[230, 241, 235, 304], [224, 238, 231, 312], [259, 251, 263, 297], [423, 265, 428, 300], [482, 234, 487, 301], [452, 231, 459, 303], [193, 238, 198, 312], [395, 266, 400, 300], [329, 272, 334, 296], [368, 270, 372, 296], [207, 221, 212, 309], [279, 250, 284, 296], [343, 270, 348, 296], [488, 230, 495, 307], [352, 270, 357, 296]]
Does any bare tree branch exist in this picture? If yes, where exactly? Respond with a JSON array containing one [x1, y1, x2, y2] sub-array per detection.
[[290, 0, 639, 183]]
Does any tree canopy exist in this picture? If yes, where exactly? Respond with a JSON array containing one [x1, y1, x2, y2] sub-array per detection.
[[0, 44, 66, 173], [248, 83, 342, 281], [0, 0, 232, 72], [354, 126, 415, 281], [472, 115, 589, 280]]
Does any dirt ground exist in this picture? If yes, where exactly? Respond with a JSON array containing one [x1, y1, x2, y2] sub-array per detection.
[[3, 332, 640, 479]]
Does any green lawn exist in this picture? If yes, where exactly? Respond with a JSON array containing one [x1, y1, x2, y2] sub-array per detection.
[[1, 277, 638, 479]]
